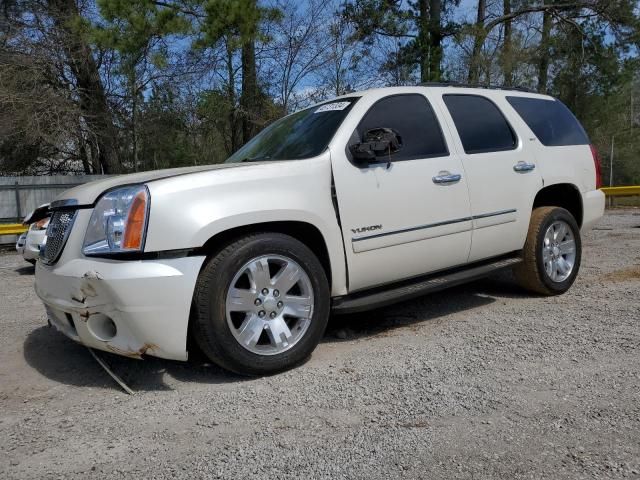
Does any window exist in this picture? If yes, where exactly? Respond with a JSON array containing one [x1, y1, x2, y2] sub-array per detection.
[[226, 97, 359, 163], [354, 94, 448, 161], [443, 94, 517, 154], [506, 96, 589, 146]]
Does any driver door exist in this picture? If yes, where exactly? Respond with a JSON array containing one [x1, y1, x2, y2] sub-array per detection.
[[331, 92, 473, 292]]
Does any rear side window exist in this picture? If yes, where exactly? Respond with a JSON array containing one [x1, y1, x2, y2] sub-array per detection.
[[506, 96, 589, 146], [443, 94, 517, 154], [356, 94, 448, 161]]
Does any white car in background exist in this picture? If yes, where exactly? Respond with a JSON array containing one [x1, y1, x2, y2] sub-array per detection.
[[16, 205, 50, 264]]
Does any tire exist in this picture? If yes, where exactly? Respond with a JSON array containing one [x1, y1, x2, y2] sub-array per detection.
[[514, 206, 582, 295], [191, 232, 330, 376]]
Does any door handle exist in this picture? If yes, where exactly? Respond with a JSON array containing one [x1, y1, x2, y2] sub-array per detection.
[[513, 161, 536, 173], [432, 172, 462, 184]]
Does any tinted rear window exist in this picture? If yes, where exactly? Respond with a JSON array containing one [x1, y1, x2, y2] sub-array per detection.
[[443, 94, 517, 154], [506, 96, 589, 146]]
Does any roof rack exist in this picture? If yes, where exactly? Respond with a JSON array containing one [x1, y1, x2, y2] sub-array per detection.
[[419, 81, 535, 93]]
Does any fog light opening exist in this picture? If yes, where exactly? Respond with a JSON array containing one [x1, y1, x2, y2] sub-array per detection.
[[87, 315, 118, 341], [65, 313, 78, 335]]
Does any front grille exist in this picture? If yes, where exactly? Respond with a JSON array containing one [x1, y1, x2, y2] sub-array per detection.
[[41, 210, 77, 265]]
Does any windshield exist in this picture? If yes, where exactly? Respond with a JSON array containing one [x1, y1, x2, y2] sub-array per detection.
[[225, 97, 359, 163]]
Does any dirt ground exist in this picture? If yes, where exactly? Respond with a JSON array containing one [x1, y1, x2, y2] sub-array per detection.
[[1, 209, 639, 479]]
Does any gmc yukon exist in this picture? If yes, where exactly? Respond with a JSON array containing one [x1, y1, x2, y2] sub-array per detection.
[[34, 85, 605, 375]]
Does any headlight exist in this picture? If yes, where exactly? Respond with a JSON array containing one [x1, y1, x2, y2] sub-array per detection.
[[83, 185, 150, 255]]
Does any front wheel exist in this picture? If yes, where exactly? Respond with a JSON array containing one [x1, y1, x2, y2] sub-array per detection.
[[514, 206, 582, 295], [191, 233, 330, 376]]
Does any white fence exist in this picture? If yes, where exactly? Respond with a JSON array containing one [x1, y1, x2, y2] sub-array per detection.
[[0, 175, 108, 244], [0, 175, 109, 223]]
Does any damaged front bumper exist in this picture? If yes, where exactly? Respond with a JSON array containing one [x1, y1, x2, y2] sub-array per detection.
[[35, 255, 205, 361]]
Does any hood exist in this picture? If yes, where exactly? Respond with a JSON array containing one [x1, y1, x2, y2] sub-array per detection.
[[52, 164, 246, 206]]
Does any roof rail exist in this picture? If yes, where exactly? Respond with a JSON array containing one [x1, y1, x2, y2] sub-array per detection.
[[419, 81, 535, 93]]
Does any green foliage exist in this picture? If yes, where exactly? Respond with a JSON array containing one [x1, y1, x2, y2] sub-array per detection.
[[197, 87, 284, 158], [197, 89, 239, 156], [342, 0, 421, 81], [197, 0, 280, 48], [93, 0, 191, 74], [139, 85, 222, 168], [342, 0, 460, 82], [580, 76, 640, 186], [95, 0, 191, 49], [343, 0, 411, 42]]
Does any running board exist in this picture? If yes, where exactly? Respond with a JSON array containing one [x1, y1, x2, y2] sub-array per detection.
[[332, 255, 522, 314]]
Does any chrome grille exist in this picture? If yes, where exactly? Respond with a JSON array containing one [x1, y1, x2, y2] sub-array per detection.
[[41, 210, 77, 265]]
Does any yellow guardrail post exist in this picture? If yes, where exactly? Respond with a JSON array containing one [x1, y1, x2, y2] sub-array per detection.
[[600, 186, 640, 197], [0, 224, 28, 236], [600, 186, 640, 208]]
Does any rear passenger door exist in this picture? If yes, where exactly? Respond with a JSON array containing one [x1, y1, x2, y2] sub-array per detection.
[[437, 93, 543, 262]]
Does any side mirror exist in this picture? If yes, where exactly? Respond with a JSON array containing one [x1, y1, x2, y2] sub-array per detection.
[[349, 128, 402, 165], [349, 143, 377, 163]]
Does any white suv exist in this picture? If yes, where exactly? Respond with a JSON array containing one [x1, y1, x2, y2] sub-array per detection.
[[34, 85, 605, 375]]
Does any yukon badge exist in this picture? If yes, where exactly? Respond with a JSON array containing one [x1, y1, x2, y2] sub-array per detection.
[[351, 224, 383, 235]]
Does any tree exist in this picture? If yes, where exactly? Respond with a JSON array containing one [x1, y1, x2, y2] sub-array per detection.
[[266, 0, 332, 113], [139, 85, 205, 169], [426, 0, 445, 82], [467, 0, 486, 83], [465, 1, 629, 86], [343, 0, 459, 83], [200, 0, 279, 144], [47, 0, 122, 173], [537, 2, 552, 92], [0, 50, 83, 174], [321, 12, 378, 97], [500, 0, 513, 86], [92, 0, 192, 171], [1, 0, 120, 174]]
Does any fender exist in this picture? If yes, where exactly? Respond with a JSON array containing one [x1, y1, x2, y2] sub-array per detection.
[[530, 144, 597, 194], [144, 153, 349, 296]]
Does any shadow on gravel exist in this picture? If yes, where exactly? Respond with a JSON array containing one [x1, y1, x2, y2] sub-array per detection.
[[23, 326, 249, 393], [14, 264, 35, 275], [325, 272, 529, 342], [22, 272, 528, 392]]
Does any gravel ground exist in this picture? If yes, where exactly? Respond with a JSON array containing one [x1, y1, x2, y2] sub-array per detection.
[[1, 209, 639, 480]]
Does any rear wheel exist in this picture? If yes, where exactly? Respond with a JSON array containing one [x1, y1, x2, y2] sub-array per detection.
[[192, 233, 330, 376], [514, 206, 581, 295]]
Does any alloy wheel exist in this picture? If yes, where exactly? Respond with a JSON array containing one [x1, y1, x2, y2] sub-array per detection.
[[225, 254, 314, 355], [542, 220, 576, 283]]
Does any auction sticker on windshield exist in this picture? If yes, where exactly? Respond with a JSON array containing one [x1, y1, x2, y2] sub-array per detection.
[[314, 101, 351, 113]]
